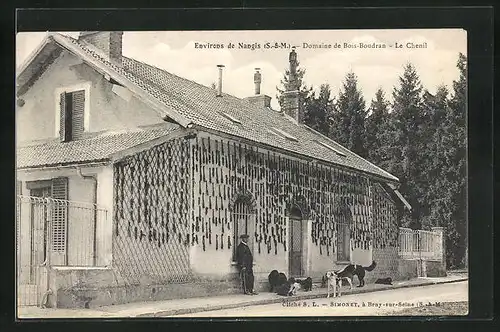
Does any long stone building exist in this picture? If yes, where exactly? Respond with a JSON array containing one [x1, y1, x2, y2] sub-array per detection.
[[16, 31, 413, 308]]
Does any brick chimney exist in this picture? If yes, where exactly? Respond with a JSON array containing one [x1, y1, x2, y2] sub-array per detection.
[[78, 31, 123, 65], [282, 47, 301, 123], [245, 68, 272, 108]]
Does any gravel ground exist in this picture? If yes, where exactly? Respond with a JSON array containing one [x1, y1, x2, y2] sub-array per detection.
[[386, 301, 468, 316]]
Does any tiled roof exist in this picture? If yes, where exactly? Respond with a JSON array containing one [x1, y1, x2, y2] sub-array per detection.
[[17, 123, 181, 169], [21, 33, 398, 182], [120, 56, 399, 182]]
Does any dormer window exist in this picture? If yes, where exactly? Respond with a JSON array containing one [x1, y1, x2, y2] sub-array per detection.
[[221, 112, 241, 124], [269, 127, 298, 142], [55, 82, 90, 142]]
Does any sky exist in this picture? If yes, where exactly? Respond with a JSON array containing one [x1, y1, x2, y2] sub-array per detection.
[[16, 29, 466, 110]]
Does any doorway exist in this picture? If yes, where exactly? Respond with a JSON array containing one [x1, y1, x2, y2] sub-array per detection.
[[289, 206, 304, 278], [29, 187, 50, 283], [336, 221, 350, 262]]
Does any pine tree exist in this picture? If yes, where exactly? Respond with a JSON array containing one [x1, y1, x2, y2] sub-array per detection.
[[365, 88, 391, 169], [331, 72, 367, 158], [420, 85, 450, 230], [389, 63, 424, 228], [303, 84, 334, 136]]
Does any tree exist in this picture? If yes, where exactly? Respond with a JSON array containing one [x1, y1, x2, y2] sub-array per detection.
[[439, 53, 467, 268], [389, 63, 425, 228], [365, 88, 392, 169], [303, 84, 335, 136], [331, 72, 367, 158]]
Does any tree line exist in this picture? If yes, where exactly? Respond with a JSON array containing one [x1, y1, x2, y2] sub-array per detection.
[[277, 54, 467, 269]]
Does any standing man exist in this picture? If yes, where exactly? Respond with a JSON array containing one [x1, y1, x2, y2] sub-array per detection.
[[236, 234, 258, 295]]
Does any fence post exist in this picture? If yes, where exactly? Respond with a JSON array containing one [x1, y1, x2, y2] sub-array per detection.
[[399, 227, 412, 258], [431, 227, 446, 270]]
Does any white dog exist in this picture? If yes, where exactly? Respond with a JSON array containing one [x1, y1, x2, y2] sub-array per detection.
[[325, 271, 340, 298]]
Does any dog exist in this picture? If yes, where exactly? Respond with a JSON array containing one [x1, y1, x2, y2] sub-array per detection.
[[276, 277, 301, 296], [268, 270, 279, 292], [375, 277, 393, 285], [335, 261, 377, 288], [276, 277, 293, 296], [268, 270, 288, 292], [325, 271, 341, 298], [295, 277, 313, 291], [268, 270, 288, 293]]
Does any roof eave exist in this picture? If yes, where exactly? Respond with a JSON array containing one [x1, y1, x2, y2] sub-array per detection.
[[16, 32, 52, 78], [109, 127, 192, 162], [16, 159, 110, 171]]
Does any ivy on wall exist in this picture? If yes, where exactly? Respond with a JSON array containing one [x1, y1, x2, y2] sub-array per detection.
[[191, 135, 388, 257], [111, 133, 402, 286]]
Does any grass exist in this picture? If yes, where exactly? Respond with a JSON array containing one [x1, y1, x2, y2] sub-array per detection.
[[388, 301, 468, 316]]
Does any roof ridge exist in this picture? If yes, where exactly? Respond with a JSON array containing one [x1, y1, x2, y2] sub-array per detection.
[[123, 56, 263, 106], [122, 56, 219, 93], [18, 32, 399, 182]]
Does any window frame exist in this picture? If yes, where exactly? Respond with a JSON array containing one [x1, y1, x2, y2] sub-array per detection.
[[54, 82, 91, 138], [232, 200, 255, 262]]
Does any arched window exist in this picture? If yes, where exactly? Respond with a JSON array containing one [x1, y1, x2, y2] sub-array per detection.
[[232, 196, 255, 261]]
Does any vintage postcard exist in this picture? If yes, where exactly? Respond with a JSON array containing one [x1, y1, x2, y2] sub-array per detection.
[[16, 29, 468, 318]]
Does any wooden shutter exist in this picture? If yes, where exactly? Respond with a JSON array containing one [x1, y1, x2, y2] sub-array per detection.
[[71, 90, 85, 139], [51, 177, 68, 264], [16, 180, 22, 196], [59, 92, 67, 142]]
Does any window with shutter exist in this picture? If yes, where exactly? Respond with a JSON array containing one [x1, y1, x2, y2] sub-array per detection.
[[51, 177, 68, 264], [59, 90, 86, 142]]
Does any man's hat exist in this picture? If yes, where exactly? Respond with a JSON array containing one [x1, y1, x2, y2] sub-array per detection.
[[240, 234, 250, 239]]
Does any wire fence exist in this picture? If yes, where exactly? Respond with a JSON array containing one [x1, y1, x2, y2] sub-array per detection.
[[112, 138, 193, 285]]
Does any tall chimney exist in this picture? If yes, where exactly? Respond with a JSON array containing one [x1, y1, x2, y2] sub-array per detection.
[[216, 64, 225, 97], [245, 68, 271, 108], [78, 31, 123, 65], [254, 68, 262, 95], [282, 47, 301, 123]]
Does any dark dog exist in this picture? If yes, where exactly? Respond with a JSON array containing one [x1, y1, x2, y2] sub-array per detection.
[[268, 270, 279, 292], [276, 277, 300, 296], [295, 277, 313, 291], [335, 261, 377, 288], [268, 270, 288, 292], [375, 277, 393, 285]]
